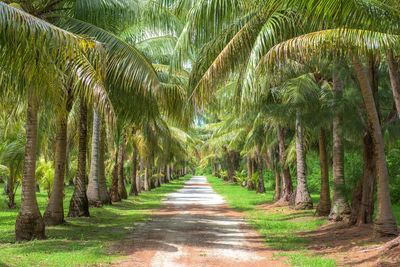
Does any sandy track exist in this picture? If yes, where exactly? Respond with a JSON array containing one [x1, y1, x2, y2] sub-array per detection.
[[112, 176, 288, 267]]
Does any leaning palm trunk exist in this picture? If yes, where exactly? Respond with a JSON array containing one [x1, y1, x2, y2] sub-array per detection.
[[15, 86, 45, 240], [87, 110, 102, 206], [329, 70, 351, 221], [129, 145, 138, 196], [277, 127, 293, 203], [294, 117, 313, 210], [68, 101, 90, 217], [98, 124, 111, 204], [386, 51, 400, 119], [316, 128, 331, 216], [44, 116, 68, 226], [351, 54, 398, 237], [117, 135, 128, 199]]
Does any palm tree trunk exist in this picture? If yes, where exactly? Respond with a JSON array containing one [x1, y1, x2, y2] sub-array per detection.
[[294, 116, 313, 210], [256, 147, 265, 194], [7, 168, 16, 209], [109, 149, 121, 202], [129, 145, 138, 196], [329, 69, 351, 221], [68, 101, 90, 217], [227, 150, 235, 182], [117, 135, 128, 199], [15, 85, 46, 240], [351, 54, 398, 237], [144, 151, 151, 191], [166, 164, 171, 183], [350, 130, 376, 225], [87, 110, 102, 206], [138, 157, 144, 192], [44, 116, 68, 225], [98, 124, 111, 205], [163, 164, 168, 184], [386, 51, 400, 119], [273, 165, 281, 200], [246, 154, 252, 189], [316, 128, 331, 216], [278, 127, 293, 202]]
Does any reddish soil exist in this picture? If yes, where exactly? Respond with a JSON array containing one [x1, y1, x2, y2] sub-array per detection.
[[111, 203, 290, 267], [111, 178, 289, 267]]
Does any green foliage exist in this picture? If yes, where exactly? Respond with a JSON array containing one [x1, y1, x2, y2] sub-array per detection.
[[0, 175, 192, 266], [234, 170, 247, 186], [36, 158, 55, 198], [387, 145, 400, 205]]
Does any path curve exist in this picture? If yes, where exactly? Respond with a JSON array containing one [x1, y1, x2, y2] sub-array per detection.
[[113, 176, 287, 267]]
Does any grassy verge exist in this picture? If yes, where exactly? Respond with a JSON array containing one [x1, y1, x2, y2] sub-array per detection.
[[206, 175, 335, 267], [0, 175, 192, 267], [207, 174, 400, 266]]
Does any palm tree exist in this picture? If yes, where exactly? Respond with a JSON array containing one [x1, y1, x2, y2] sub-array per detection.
[[258, 25, 399, 236], [68, 100, 90, 217], [1, 2, 103, 240], [87, 110, 102, 206]]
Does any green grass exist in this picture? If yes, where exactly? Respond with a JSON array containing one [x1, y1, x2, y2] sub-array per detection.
[[274, 252, 337, 267], [207, 174, 400, 267], [0, 175, 192, 267], [206, 175, 334, 267]]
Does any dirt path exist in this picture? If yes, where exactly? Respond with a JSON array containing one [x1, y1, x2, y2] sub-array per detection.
[[112, 176, 287, 267]]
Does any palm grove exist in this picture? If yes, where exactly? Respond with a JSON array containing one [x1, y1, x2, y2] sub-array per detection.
[[1, 0, 400, 244]]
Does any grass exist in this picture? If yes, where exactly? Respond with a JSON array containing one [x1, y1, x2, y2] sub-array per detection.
[[206, 175, 334, 267], [206, 175, 400, 267], [0, 175, 192, 267]]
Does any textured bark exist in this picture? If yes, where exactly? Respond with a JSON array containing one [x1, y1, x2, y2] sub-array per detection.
[[273, 167, 281, 201], [117, 135, 128, 199], [98, 125, 111, 205], [246, 155, 252, 189], [44, 116, 68, 226], [386, 51, 400, 119], [294, 117, 313, 210], [278, 127, 293, 203], [316, 128, 331, 216], [256, 149, 265, 194], [137, 157, 144, 192], [247, 157, 257, 190], [109, 150, 121, 202], [87, 110, 102, 206], [15, 86, 46, 240], [68, 101, 90, 218], [227, 150, 235, 182], [350, 131, 376, 225], [144, 151, 151, 191], [162, 164, 168, 184], [7, 172, 16, 209], [166, 164, 171, 183], [129, 145, 138, 196], [352, 54, 398, 236], [329, 71, 351, 221]]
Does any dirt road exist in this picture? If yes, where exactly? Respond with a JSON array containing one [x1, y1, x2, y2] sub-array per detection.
[[113, 176, 287, 267]]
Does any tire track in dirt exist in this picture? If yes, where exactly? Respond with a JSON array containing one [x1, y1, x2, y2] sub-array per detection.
[[112, 176, 288, 267]]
